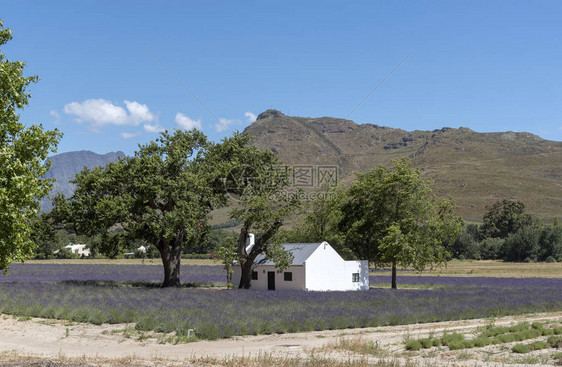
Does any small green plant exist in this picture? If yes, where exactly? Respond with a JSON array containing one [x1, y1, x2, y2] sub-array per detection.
[[405, 339, 422, 351], [530, 341, 549, 350], [65, 328, 69, 338], [441, 333, 464, 346], [512, 344, 530, 354], [554, 327, 562, 335], [531, 322, 544, 329], [473, 337, 492, 347], [509, 322, 529, 333], [548, 335, 562, 348], [419, 338, 434, 349]]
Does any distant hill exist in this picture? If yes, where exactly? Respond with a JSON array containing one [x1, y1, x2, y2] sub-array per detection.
[[41, 150, 125, 211], [243, 110, 562, 222]]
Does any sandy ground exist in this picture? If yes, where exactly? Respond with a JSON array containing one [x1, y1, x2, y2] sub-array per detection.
[[0, 312, 561, 366]]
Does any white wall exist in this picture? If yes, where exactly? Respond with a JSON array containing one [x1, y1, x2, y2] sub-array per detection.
[[344, 260, 370, 290], [305, 242, 369, 291], [232, 265, 305, 290]]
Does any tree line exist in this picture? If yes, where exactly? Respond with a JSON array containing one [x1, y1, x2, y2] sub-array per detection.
[[451, 199, 562, 263]]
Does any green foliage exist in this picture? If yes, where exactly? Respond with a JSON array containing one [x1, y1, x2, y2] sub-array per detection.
[[481, 199, 532, 239], [476, 237, 503, 260], [497, 333, 516, 343], [451, 229, 480, 260], [404, 339, 422, 351], [501, 225, 562, 262], [220, 135, 301, 288], [530, 341, 549, 350], [54, 129, 229, 286], [441, 333, 465, 346], [472, 337, 492, 347], [512, 343, 530, 353], [29, 213, 57, 258], [215, 236, 238, 288], [339, 158, 464, 288], [276, 186, 354, 259], [0, 20, 62, 270], [548, 335, 562, 348]]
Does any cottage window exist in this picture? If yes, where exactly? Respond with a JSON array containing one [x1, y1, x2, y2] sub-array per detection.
[[251, 271, 258, 280], [352, 272, 360, 282], [284, 272, 293, 281]]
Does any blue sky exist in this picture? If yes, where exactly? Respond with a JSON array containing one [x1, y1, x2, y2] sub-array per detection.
[[3, 1, 562, 155]]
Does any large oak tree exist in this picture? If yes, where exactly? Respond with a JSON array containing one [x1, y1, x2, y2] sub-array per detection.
[[56, 130, 229, 287]]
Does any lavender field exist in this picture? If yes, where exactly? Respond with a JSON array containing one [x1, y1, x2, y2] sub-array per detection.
[[1, 263, 562, 340]]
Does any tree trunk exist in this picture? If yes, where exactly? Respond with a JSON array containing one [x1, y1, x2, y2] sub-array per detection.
[[159, 239, 183, 287], [239, 258, 255, 289], [391, 260, 397, 289]]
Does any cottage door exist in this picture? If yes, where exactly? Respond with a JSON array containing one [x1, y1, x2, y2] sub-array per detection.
[[267, 271, 275, 290]]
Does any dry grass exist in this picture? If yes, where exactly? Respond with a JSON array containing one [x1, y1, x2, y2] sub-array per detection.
[[373, 259, 562, 278], [0, 351, 422, 367]]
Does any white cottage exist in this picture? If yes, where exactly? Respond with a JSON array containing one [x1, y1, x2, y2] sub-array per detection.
[[232, 239, 369, 291]]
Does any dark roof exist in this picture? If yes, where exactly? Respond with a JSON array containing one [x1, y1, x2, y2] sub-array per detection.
[[254, 243, 323, 266]]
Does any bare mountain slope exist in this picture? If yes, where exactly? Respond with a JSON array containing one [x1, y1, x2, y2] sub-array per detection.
[[243, 110, 562, 222]]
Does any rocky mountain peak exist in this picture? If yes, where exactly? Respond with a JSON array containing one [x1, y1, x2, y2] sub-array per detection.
[[256, 109, 285, 120]]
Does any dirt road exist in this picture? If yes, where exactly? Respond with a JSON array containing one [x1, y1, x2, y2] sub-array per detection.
[[1, 312, 561, 366]]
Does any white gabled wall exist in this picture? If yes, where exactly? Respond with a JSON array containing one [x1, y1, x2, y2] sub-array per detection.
[[232, 265, 306, 290], [344, 260, 370, 290], [305, 242, 369, 291]]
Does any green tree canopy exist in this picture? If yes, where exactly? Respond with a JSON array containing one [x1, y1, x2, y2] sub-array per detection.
[[212, 134, 300, 289], [0, 20, 61, 270], [481, 199, 532, 239], [339, 158, 463, 288], [55, 129, 222, 287]]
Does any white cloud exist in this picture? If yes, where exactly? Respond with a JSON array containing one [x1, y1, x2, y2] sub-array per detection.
[[63, 99, 156, 128], [215, 118, 237, 132], [245, 112, 257, 123], [124, 100, 156, 124], [175, 113, 202, 130], [144, 123, 165, 133], [120, 132, 140, 139]]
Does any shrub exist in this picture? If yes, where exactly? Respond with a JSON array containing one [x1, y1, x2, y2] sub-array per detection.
[[419, 338, 434, 349], [512, 344, 530, 353], [473, 337, 492, 347], [498, 333, 516, 343], [531, 322, 544, 329], [554, 327, 562, 335], [548, 336, 562, 348], [482, 325, 509, 337], [447, 341, 466, 350], [531, 341, 549, 350], [509, 322, 529, 333], [479, 237, 504, 260], [441, 333, 464, 346], [405, 340, 422, 351], [542, 328, 555, 336], [432, 338, 442, 347]]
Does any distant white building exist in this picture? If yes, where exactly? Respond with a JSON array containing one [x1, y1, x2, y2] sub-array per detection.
[[54, 243, 91, 257], [232, 236, 369, 291]]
